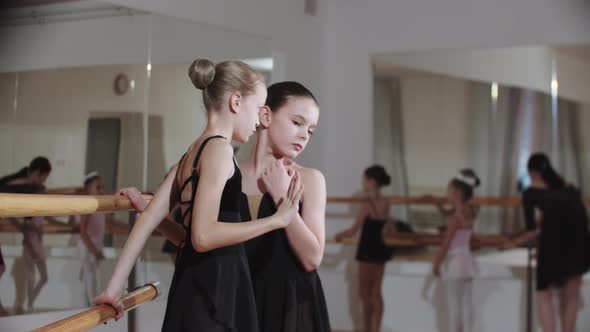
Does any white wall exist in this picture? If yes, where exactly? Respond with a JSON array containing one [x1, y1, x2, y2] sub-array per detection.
[[0, 74, 17, 175]]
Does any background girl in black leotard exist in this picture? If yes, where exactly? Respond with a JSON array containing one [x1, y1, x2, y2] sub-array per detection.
[[335, 165, 393, 332]]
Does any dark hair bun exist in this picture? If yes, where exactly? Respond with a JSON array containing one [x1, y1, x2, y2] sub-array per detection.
[[188, 59, 215, 90], [364, 165, 391, 187]]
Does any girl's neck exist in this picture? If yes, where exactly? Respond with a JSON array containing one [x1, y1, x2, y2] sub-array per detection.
[[201, 112, 234, 141], [248, 131, 289, 176]]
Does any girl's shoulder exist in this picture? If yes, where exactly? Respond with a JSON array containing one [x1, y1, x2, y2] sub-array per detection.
[[289, 162, 325, 188]]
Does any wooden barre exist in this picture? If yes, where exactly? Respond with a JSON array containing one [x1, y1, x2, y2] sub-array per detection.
[[33, 282, 160, 332], [328, 233, 511, 249], [327, 196, 519, 206], [2, 193, 587, 219], [383, 233, 509, 247], [327, 196, 590, 207], [0, 193, 153, 218]]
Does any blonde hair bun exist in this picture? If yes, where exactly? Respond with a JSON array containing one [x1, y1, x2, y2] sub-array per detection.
[[188, 59, 216, 90]]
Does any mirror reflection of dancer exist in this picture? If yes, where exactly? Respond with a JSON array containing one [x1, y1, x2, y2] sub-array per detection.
[[0, 157, 52, 314], [78, 171, 126, 306]]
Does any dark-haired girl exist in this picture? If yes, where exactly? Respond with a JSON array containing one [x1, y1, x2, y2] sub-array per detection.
[[335, 164, 393, 332], [239, 81, 330, 332], [519, 153, 590, 332], [0, 156, 52, 313]]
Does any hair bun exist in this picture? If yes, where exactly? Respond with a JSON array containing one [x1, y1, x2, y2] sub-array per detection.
[[364, 165, 391, 187], [188, 59, 215, 90], [383, 174, 391, 186]]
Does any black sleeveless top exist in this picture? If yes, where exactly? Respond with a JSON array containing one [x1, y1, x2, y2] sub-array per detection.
[[161, 135, 258, 331], [355, 198, 394, 263], [242, 193, 331, 332], [523, 186, 590, 290]]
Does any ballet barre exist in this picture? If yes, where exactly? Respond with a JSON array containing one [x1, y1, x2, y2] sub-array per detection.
[[0, 193, 153, 218], [32, 282, 161, 332], [327, 233, 511, 249], [327, 195, 590, 206], [7, 191, 588, 217]]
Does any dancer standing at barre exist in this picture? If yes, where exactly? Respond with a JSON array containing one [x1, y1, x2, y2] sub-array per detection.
[[335, 165, 394, 332], [515, 153, 590, 332], [95, 59, 303, 331]]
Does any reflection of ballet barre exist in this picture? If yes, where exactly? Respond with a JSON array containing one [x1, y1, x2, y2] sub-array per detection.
[[0, 193, 153, 218], [327, 195, 590, 206], [328, 233, 511, 249], [32, 282, 160, 332]]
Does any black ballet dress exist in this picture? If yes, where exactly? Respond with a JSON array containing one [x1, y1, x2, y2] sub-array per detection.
[[523, 186, 590, 290], [161, 135, 258, 331], [355, 218, 395, 263], [161, 207, 183, 254], [355, 199, 394, 263], [241, 193, 331, 332]]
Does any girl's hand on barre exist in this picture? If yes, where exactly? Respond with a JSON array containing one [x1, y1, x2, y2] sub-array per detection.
[[117, 187, 148, 212], [93, 289, 124, 321]]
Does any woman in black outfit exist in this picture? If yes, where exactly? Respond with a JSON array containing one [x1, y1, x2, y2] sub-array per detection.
[[520, 153, 590, 332]]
